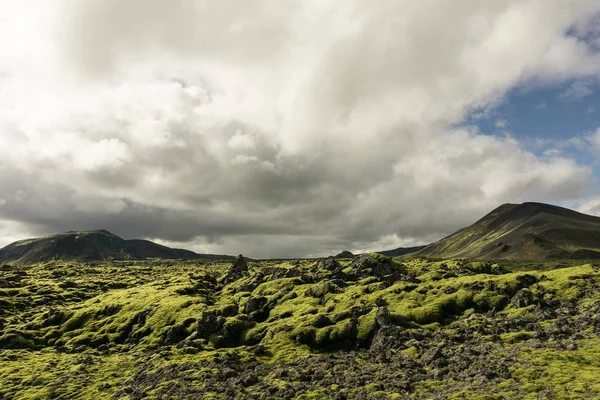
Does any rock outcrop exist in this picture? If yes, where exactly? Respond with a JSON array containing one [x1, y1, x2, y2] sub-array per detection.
[[223, 255, 248, 284]]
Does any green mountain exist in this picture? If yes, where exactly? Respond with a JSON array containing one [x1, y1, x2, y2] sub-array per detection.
[[0, 230, 232, 264], [414, 202, 600, 259]]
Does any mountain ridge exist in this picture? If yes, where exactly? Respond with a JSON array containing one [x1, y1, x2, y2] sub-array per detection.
[[414, 202, 600, 259], [3, 202, 600, 263], [376, 245, 426, 257], [0, 230, 233, 264]]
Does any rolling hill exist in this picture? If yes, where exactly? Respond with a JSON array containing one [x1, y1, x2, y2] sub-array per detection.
[[0, 230, 233, 264], [414, 202, 600, 259]]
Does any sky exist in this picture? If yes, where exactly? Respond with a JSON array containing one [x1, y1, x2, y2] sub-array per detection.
[[0, 1, 600, 258]]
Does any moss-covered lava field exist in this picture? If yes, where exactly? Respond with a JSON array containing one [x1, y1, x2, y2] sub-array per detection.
[[1, 254, 600, 399]]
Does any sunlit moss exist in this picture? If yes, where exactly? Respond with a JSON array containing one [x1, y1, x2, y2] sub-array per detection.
[[1, 258, 599, 398]]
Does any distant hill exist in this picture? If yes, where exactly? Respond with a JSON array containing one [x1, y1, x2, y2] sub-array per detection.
[[376, 246, 426, 257], [333, 251, 354, 259], [414, 202, 600, 259], [0, 230, 233, 264]]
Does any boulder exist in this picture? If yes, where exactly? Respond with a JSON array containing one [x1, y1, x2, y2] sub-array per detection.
[[223, 255, 248, 284], [350, 254, 399, 278], [244, 296, 268, 315], [316, 257, 340, 271], [420, 347, 443, 365], [221, 315, 255, 347], [196, 310, 225, 340], [375, 307, 393, 327], [510, 288, 536, 308], [244, 296, 270, 322], [370, 325, 407, 354], [517, 274, 538, 287]]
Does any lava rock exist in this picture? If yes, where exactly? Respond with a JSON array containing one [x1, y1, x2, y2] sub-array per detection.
[[223, 255, 248, 284], [510, 288, 536, 308], [316, 257, 340, 271], [351, 254, 396, 278], [370, 325, 407, 353], [375, 307, 393, 327], [196, 310, 225, 340]]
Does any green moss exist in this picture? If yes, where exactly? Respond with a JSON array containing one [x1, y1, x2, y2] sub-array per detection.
[[357, 309, 377, 344], [291, 326, 316, 345], [1, 259, 599, 398], [499, 331, 534, 343], [314, 326, 334, 347], [368, 253, 392, 264], [221, 314, 255, 347], [244, 325, 268, 345], [402, 346, 419, 359], [0, 331, 38, 349]]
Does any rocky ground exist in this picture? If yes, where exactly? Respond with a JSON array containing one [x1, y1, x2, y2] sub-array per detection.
[[1, 255, 599, 399]]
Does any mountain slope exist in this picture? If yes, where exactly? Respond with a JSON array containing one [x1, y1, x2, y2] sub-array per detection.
[[377, 245, 426, 257], [414, 202, 600, 259], [0, 230, 232, 264]]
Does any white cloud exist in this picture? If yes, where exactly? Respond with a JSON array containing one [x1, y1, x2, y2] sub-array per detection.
[[227, 130, 257, 151], [591, 128, 600, 151], [0, 1, 599, 257], [559, 80, 595, 100], [543, 148, 562, 157], [577, 195, 600, 217], [495, 119, 508, 129]]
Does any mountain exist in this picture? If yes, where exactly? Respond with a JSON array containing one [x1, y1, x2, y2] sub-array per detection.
[[0, 230, 233, 264], [333, 251, 354, 259], [377, 245, 426, 257], [414, 202, 600, 259]]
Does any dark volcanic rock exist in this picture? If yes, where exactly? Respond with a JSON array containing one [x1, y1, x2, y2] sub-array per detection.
[[244, 296, 270, 322], [195, 311, 225, 340], [223, 255, 248, 284], [244, 296, 268, 315], [510, 288, 536, 308], [316, 257, 340, 271], [351, 254, 395, 278], [375, 307, 393, 327], [517, 274, 538, 287], [420, 347, 443, 365], [370, 325, 408, 354]]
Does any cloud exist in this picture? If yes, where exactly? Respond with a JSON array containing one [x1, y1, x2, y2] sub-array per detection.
[[495, 119, 508, 129], [577, 194, 600, 217], [591, 128, 600, 152], [559, 80, 596, 100], [0, 1, 599, 257]]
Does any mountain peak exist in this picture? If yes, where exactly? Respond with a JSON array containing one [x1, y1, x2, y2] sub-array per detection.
[[68, 229, 118, 236], [415, 202, 600, 260], [89, 229, 113, 235], [0, 230, 233, 264], [334, 250, 354, 259]]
